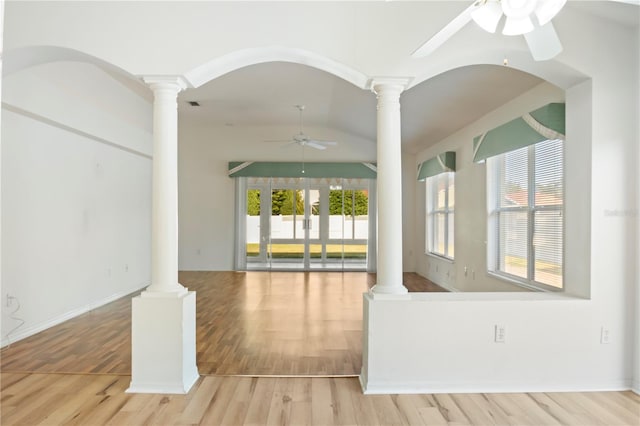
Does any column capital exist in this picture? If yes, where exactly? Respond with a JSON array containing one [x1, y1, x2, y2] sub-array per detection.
[[366, 77, 413, 94], [142, 75, 191, 92]]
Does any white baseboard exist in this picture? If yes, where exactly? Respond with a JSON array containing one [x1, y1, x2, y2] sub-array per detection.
[[361, 378, 633, 395], [126, 373, 200, 395], [433, 280, 460, 292], [420, 273, 459, 292], [633, 380, 640, 395], [359, 370, 368, 393], [1, 284, 148, 348]]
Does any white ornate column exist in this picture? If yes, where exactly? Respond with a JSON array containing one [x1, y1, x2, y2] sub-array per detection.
[[370, 78, 410, 295], [146, 77, 187, 295], [128, 76, 199, 394]]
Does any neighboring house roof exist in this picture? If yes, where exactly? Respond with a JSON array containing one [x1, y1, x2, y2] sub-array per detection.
[[505, 190, 562, 206]]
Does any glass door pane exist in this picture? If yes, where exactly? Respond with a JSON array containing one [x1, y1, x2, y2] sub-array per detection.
[[243, 178, 371, 271], [245, 188, 262, 262], [327, 184, 345, 268], [343, 186, 368, 269], [325, 182, 369, 270], [268, 187, 305, 269], [307, 187, 322, 267]]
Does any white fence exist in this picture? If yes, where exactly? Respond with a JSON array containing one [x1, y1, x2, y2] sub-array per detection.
[[246, 215, 368, 242]]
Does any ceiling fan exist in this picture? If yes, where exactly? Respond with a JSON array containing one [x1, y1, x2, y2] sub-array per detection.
[[266, 105, 338, 150], [412, 0, 568, 61]]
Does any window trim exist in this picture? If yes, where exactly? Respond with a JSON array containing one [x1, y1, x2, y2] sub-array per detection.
[[487, 142, 565, 292]]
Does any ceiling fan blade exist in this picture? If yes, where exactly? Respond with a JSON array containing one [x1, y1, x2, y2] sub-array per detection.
[[305, 141, 327, 150], [279, 141, 298, 149], [308, 139, 337, 146], [524, 21, 563, 61], [412, 3, 475, 58]]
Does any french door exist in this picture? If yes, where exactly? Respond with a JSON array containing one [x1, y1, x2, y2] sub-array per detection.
[[243, 177, 372, 271]]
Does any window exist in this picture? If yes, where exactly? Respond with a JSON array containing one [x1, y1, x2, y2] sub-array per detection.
[[426, 172, 454, 259], [487, 139, 563, 290]]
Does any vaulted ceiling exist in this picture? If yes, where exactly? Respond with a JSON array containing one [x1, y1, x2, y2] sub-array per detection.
[[177, 0, 638, 154], [179, 62, 544, 154]]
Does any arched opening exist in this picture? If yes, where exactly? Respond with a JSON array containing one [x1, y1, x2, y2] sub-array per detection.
[[182, 46, 369, 90], [176, 60, 381, 376]]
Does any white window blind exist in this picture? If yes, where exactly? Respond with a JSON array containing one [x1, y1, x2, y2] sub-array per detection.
[[488, 139, 563, 289], [426, 172, 454, 259]]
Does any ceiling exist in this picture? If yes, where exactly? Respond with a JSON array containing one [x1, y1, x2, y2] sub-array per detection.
[[177, 0, 638, 154], [179, 61, 543, 154]]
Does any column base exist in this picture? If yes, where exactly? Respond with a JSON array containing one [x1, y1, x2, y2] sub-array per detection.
[[370, 283, 408, 295], [128, 291, 199, 394], [142, 283, 188, 297], [126, 374, 200, 395]]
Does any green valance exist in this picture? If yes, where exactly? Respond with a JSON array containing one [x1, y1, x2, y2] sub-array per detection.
[[228, 161, 377, 178], [417, 151, 456, 181], [473, 103, 565, 163]]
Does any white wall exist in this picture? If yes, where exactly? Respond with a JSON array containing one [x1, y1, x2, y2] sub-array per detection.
[[401, 151, 416, 273], [1, 62, 152, 345], [1, 2, 586, 89], [178, 120, 376, 270], [0, 0, 5, 350], [632, 20, 640, 396], [363, 291, 629, 394], [635, 23, 640, 395]]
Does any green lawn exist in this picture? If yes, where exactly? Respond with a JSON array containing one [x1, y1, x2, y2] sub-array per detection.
[[505, 255, 562, 275], [503, 255, 562, 288], [246, 243, 366, 259]]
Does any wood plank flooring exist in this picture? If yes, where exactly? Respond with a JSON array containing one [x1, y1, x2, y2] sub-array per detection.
[[0, 271, 445, 376], [1, 373, 638, 425], [1, 271, 638, 425]]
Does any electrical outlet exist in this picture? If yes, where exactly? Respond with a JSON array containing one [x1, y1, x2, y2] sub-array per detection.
[[600, 327, 611, 344], [495, 325, 506, 343], [6, 293, 15, 307]]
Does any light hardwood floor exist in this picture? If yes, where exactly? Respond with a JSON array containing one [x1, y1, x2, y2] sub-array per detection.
[[0, 271, 445, 376], [1, 271, 638, 425], [2, 373, 638, 425]]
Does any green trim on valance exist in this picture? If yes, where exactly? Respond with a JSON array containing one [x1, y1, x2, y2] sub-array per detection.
[[417, 151, 456, 181], [228, 162, 377, 178], [473, 103, 565, 163]]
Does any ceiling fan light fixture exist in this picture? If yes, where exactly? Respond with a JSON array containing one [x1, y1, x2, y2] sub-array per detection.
[[502, 15, 535, 35], [471, 1, 503, 33], [501, 0, 538, 19], [534, 0, 567, 26], [524, 21, 563, 60]]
